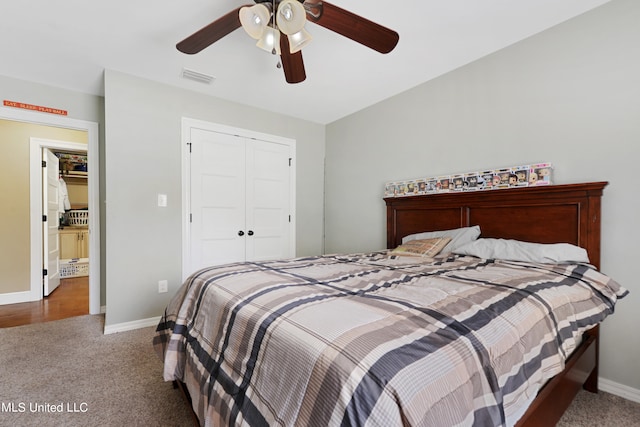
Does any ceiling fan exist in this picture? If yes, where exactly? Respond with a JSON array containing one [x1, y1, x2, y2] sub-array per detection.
[[176, 0, 399, 84]]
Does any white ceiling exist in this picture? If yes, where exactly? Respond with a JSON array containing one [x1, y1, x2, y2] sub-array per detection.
[[1, 0, 611, 124]]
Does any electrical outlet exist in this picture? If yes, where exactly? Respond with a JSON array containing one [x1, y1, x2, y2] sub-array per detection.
[[158, 280, 168, 293]]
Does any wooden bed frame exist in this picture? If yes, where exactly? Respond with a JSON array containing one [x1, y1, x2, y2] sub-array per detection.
[[385, 181, 608, 426]]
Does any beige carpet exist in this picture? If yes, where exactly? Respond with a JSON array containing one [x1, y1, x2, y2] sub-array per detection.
[[0, 315, 192, 427], [0, 314, 638, 427], [557, 388, 640, 427]]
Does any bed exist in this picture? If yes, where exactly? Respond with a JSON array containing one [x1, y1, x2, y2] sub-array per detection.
[[154, 181, 627, 426]]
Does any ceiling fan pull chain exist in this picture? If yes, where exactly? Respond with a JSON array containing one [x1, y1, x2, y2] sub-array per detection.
[[272, 0, 278, 56]]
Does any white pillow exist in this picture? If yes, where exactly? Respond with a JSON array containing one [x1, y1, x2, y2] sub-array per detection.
[[402, 225, 481, 254], [453, 238, 590, 264]]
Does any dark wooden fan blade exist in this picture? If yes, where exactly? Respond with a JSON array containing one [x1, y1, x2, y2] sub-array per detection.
[[177, 6, 250, 54], [306, 1, 399, 54], [280, 35, 306, 84]]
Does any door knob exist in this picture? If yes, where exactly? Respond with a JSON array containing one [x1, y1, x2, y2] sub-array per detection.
[[238, 230, 245, 236], [248, 230, 254, 236]]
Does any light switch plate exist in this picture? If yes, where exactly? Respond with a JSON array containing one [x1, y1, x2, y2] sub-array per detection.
[[157, 194, 167, 207], [158, 280, 168, 293]]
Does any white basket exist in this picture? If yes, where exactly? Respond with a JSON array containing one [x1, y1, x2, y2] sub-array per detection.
[[68, 210, 89, 226], [60, 258, 89, 278]]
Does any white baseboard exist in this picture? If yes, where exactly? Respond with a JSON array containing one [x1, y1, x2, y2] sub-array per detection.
[[103, 316, 160, 335], [0, 290, 35, 305], [600, 377, 640, 403]]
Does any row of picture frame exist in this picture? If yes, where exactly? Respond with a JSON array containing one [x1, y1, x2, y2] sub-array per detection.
[[385, 163, 553, 197]]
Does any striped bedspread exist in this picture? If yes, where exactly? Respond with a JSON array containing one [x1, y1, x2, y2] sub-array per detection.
[[154, 253, 627, 427]]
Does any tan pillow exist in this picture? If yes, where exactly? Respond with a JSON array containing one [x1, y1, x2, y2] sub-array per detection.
[[402, 225, 481, 254], [389, 237, 452, 257]]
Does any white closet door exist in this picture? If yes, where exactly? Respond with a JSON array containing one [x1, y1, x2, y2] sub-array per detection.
[[245, 139, 292, 261], [188, 127, 293, 275], [43, 148, 60, 296], [189, 128, 246, 272]]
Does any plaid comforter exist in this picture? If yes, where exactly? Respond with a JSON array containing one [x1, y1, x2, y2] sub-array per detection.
[[154, 253, 627, 427]]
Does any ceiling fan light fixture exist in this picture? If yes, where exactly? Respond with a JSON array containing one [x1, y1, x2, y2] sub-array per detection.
[[287, 28, 312, 53], [239, 3, 272, 39], [276, 0, 307, 35], [178, 0, 399, 84], [256, 26, 281, 55]]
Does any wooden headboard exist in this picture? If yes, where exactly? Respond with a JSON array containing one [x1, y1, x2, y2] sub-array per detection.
[[385, 182, 608, 269]]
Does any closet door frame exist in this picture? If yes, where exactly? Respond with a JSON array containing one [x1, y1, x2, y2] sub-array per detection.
[[180, 118, 296, 281]]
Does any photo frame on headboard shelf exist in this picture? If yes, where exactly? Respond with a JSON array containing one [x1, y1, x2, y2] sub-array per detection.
[[385, 162, 553, 197]]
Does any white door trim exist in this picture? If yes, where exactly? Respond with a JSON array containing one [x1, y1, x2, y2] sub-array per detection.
[[181, 117, 296, 281], [0, 106, 100, 315]]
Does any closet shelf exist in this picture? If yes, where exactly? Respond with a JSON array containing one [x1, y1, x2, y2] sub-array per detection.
[[61, 171, 88, 179]]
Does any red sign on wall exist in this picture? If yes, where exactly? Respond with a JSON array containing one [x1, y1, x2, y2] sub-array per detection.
[[3, 100, 68, 116]]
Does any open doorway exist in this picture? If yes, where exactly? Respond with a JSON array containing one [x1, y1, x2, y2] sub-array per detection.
[[50, 149, 90, 296], [31, 138, 97, 314], [0, 106, 100, 316]]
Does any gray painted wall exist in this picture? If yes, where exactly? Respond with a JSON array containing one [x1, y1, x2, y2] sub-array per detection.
[[324, 0, 639, 392], [0, 75, 104, 124], [103, 70, 325, 327]]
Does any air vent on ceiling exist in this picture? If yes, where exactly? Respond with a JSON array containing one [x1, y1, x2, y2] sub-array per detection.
[[181, 68, 215, 85]]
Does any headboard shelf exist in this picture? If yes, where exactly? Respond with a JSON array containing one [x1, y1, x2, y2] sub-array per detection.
[[385, 181, 608, 269]]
